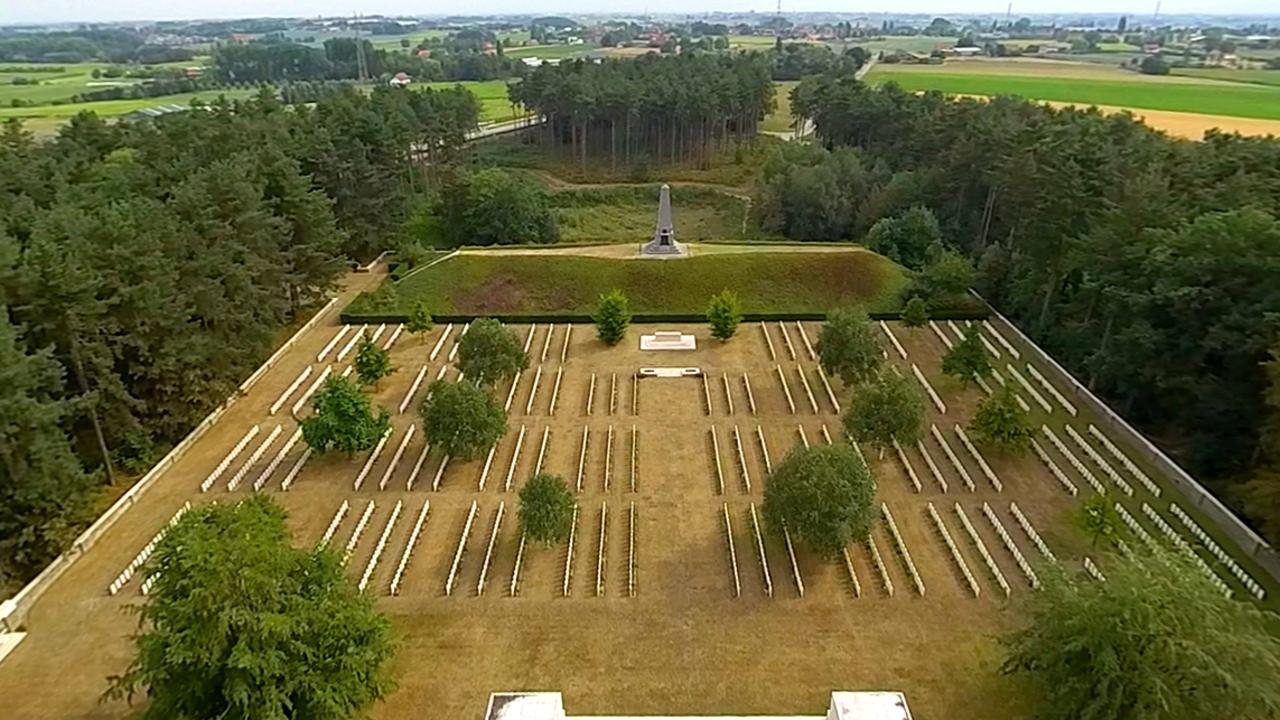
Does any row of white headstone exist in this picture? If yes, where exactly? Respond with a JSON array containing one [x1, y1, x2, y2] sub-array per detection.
[[928, 502, 979, 597], [1030, 438, 1078, 496], [955, 503, 1011, 598], [954, 425, 1003, 492], [982, 502, 1039, 589], [1040, 426, 1107, 495], [1010, 501, 1056, 563], [108, 501, 191, 595], [1087, 425, 1161, 497], [881, 503, 924, 596], [930, 424, 975, 492], [1169, 503, 1265, 600], [865, 534, 894, 597], [1063, 425, 1133, 496], [1140, 502, 1233, 597]]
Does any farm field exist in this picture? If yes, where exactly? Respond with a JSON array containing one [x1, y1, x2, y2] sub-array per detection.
[[867, 59, 1280, 121], [0, 62, 142, 106], [839, 36, 957, 54], [504, 43, 592, 60], [0, 89, 258, 127], [418, 79, 521, 123], [343, 246, 907, 318], [1172, 67, 1280, 87], [2, 260, 1273, 719]]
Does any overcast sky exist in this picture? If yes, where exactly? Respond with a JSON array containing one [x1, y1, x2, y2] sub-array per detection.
[[4, 0, 1276, 25]]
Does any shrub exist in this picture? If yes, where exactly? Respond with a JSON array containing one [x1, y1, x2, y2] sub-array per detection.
[[706, 289, 742, 341], [518, 473, 576, 544], [593, 289, 631, 345]]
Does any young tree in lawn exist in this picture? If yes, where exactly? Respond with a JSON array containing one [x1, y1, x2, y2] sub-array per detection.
[[107, 496, 395, 719], [706, 289, 742, 341], [518, 473, 576, 545], [301, 376, 392, 456], [900, 296, 928, 328], [593, 289, 631, 346], [843, 370, 925, 453], [1002, 548, 1280, 720], [763, 444, 877, 558], [456, 318, 528, 386], [420, 379, 507, 460], [817, 306, 882, 386], [1075, 494, 1119, 548], [970, 385, 1033, 454], [941, 330, 990, 386], [353, 332, 393, 387], [405, 301, 433, 340]]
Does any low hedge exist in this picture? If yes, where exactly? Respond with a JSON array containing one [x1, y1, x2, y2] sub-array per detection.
[[340, 307, 990, 325]]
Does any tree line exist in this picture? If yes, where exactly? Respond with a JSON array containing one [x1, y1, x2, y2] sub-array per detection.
[[211, 36, 520, 85], [509, 54, 775, 171], [0, 84, 478, 592], [783, 76, 1280, 543]]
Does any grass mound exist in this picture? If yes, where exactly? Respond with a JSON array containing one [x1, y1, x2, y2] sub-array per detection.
[[346, 247, 908, 320]]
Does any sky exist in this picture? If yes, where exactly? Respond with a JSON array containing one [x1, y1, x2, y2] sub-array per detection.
[[3, 0, 1277, 25]]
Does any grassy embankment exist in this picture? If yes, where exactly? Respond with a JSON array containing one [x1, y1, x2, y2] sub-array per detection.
[[347, 247, 907, 318]]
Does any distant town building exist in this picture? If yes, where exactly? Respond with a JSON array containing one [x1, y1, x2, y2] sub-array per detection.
[[389, 72, 412, 87]]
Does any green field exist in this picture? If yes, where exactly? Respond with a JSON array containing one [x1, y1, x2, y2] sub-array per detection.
[[0, 89, 258, 128], [345, 248, 906, 318], [503, 44, 591, 60], [867, 65, 1280, 120], [839, 36, 957, 54], [548, 185, 749, 242], [1172, 67, 1280, 87], [0, 62, 145, 106], [418, 80, 520, 123]]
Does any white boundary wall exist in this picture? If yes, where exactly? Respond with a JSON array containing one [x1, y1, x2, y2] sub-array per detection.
[[1, 294, 342, 631], [976, 294, 1280, 582]]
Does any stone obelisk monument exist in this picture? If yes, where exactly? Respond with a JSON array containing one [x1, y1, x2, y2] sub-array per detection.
[[641, 183, 686, 257]]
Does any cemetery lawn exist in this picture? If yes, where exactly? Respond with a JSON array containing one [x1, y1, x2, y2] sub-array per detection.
[[867, 60, 1280, 121], [345, 246, 906, 318]]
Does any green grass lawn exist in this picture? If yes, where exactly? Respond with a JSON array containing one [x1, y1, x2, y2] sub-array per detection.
[[867, 66, 1280, 120], [345, 248, 906, 318], [548, 184, 749, 242], [1172, 67, 1280, 87], [417, 80, 521, 123], [762, 81, 798, 133]]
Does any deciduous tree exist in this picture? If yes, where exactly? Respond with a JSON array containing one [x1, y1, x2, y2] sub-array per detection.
[[763, 444, 877, 558], [900, 296, 928, 328], [941, 330, 990, 385], [420, 380, 507, 460], [301, 377, 392, 456], [405, 301, 434, 340], [108, 496, 396, 719], [593, 289, 631, 346], [1002, 549, 1280, 720], [518, 473, 575, 545], [353, 332, 393, 388], [970, 385, 1033, 454], [843, 370, 925, 451], [706, 289, 741, 341], [456, 318, 527, 386], [817, 307, 882, 386]]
